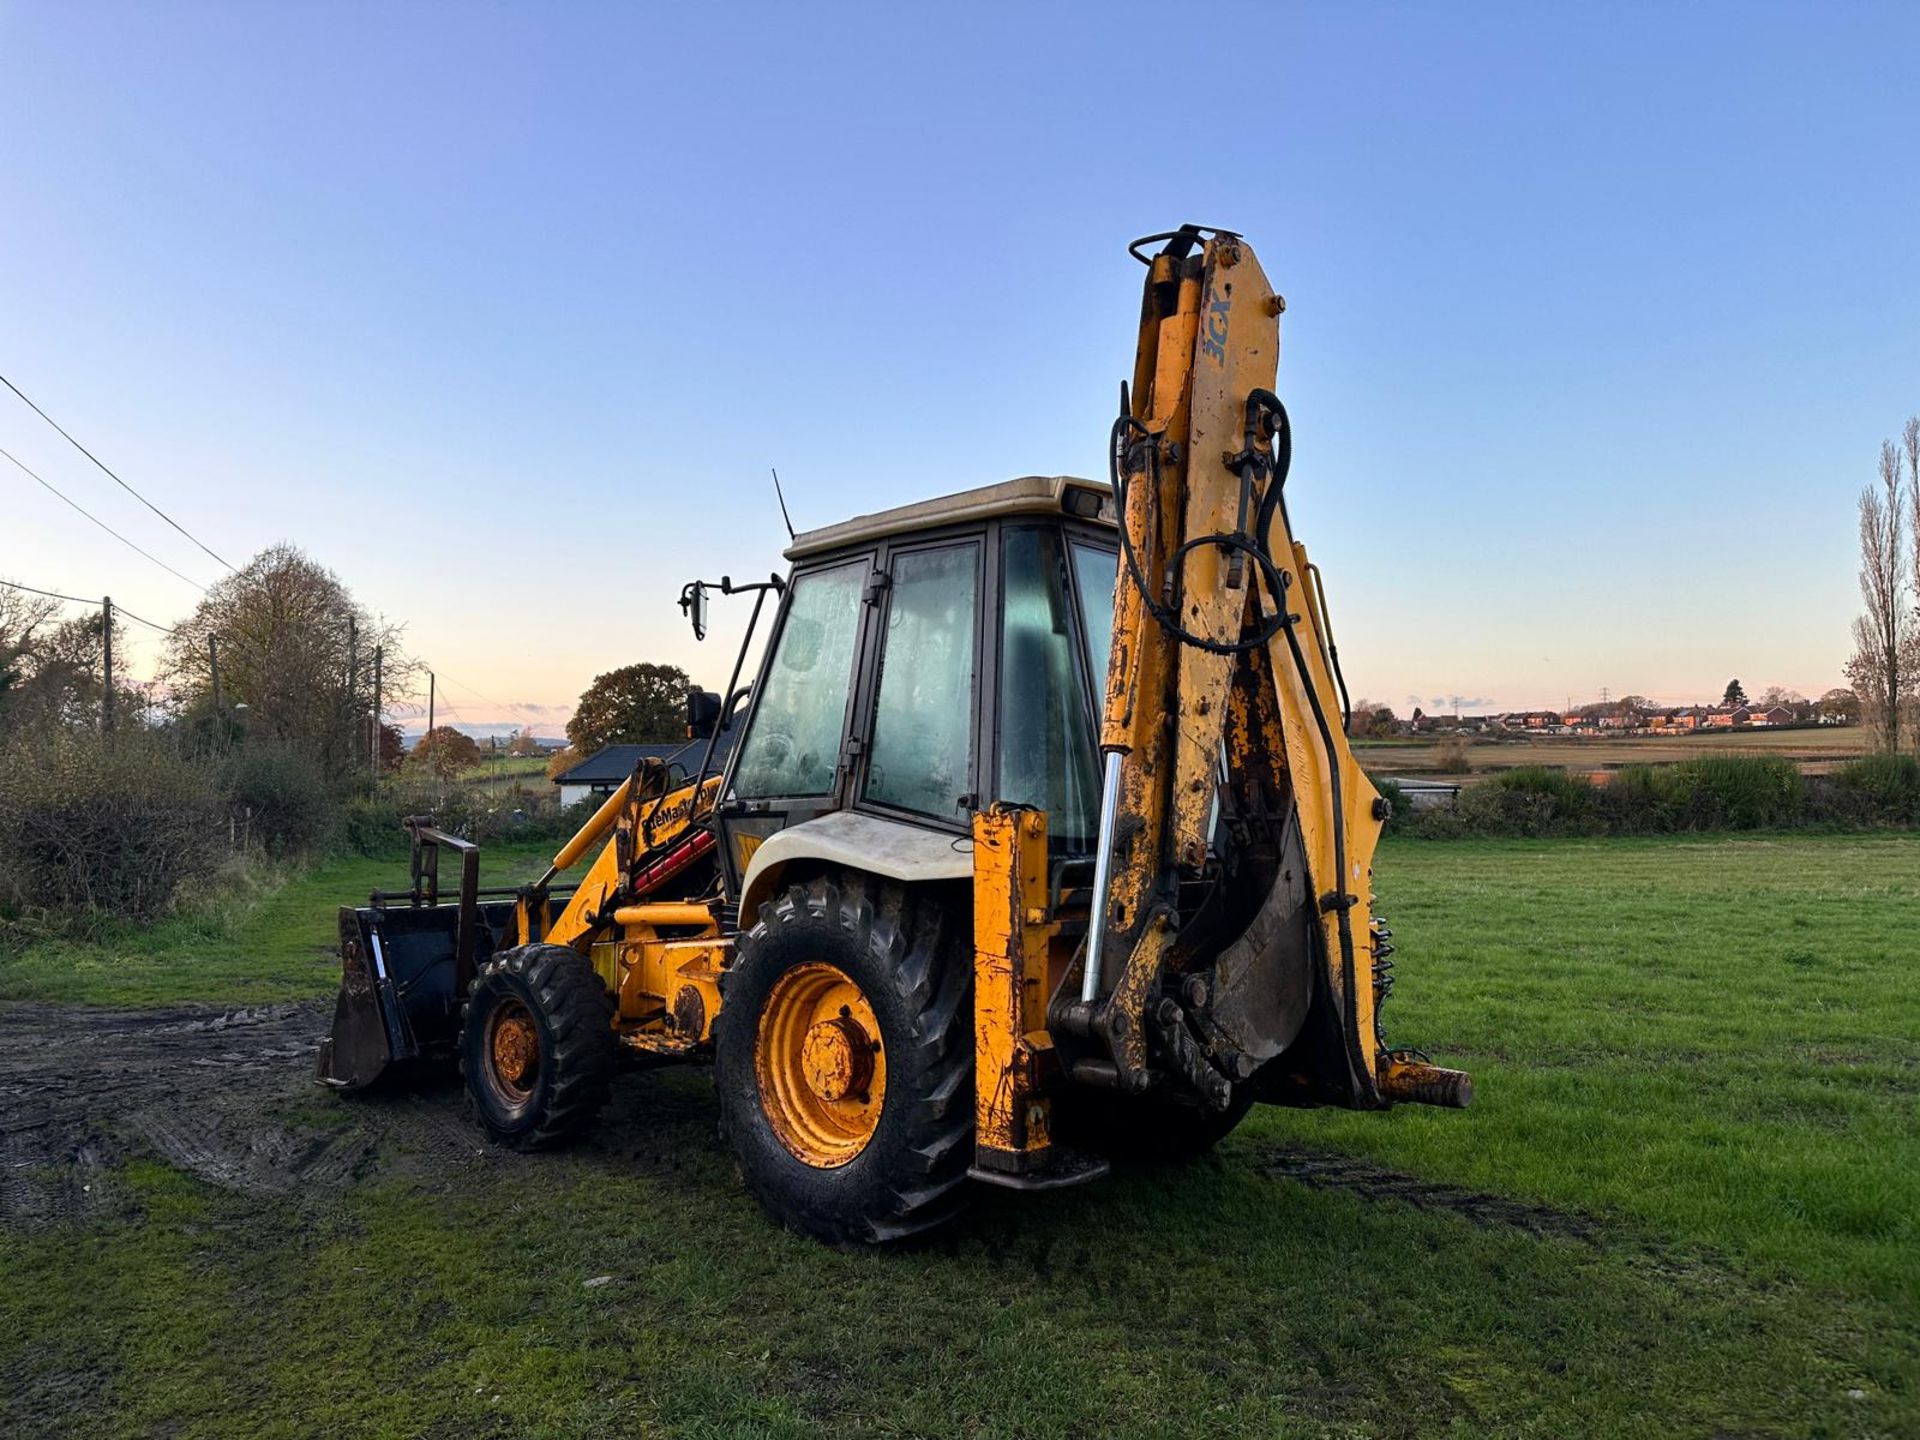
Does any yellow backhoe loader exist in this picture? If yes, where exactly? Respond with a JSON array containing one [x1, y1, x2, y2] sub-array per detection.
[[318, 225, 1470, 1243]]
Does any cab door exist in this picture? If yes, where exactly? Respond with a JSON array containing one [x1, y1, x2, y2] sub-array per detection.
[[854, 537, 984, 831], [716, 553, 875, 893]]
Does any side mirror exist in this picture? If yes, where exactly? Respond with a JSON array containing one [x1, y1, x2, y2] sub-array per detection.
[[687, 688, 723, 740], [679, 580, 710, 641]]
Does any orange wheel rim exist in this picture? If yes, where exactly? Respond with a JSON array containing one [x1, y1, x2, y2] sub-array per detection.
[[487, 998, 540, 1100], [755, 962, 886, 1168]]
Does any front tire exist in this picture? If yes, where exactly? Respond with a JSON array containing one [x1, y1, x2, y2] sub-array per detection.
[[715, 873, 972, 1245], [462, 943, 617, 1149]]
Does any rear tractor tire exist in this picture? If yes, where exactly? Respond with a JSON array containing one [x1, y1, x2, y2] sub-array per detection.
[[462, 943, 618, 1150], [715, 872, 973, 1245]]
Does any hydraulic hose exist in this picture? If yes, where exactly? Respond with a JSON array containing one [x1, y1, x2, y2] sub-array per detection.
[[1106, 391, 1371, 1090]]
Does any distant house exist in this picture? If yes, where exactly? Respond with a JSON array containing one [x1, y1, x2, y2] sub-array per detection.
[[1746, 704, 1793, 727], [553, 735, 736, 807], [1501, 710, 1561, 731]]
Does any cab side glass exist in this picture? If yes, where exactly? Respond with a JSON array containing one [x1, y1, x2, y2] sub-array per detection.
[[865, 543, 979, 819], [1071, 541, 1118, 688], [733, 560, 865, 799], [998, 527, 1102, 847]]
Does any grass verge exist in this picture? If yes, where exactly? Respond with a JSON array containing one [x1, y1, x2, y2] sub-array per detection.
[[0, 839, 571, 1007]]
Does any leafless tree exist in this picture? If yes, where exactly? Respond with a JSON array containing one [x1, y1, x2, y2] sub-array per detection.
[[0, 586, 139, 736], [0, 584, 60, 706], [1845, 440, 1916, 752], [163, 544, 415, 777]]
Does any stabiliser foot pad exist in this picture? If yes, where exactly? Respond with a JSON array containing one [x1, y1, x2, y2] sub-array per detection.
[[968, 1147, 1111, 1192]]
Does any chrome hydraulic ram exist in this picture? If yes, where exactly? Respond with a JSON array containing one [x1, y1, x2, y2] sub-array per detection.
[[1079, 750, 1125, 1003]]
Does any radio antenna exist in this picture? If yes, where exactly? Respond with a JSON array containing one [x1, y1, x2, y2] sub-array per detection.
[[770, 468, 797, 542]]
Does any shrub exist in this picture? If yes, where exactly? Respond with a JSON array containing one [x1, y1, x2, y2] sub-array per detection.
[[1663, 754, 1804, 830], [1403, 767, 1589, 838], [0, 733, 224, 922], [1405, 754, 1827, 839], [1828, 753, 1920, 825], [1431, 737, 1473, 775], [343, 783, 597, 856], [1369, 776, 1412, 831], [1597, 764, 1681, 832], [222, 743, 338, 856]]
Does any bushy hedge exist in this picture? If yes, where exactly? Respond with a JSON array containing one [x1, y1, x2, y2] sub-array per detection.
[[0, 733, 226, 923], [0, 723, 614, 928], [1827, 753, 1920, 826], [1396, 753, 1910, 839], [343, 784, 596, 856], [223, 744, 337, 857]]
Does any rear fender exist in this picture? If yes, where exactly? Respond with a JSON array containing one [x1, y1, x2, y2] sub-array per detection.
[[736, 811, 974, 924]]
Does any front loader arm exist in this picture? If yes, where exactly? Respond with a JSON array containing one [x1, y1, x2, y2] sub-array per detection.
[[515, 764, 723, 951], [1076, 226, 1466, 1113]]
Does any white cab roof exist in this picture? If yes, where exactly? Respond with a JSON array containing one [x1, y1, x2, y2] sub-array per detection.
[[785, 475, 1112, 560]]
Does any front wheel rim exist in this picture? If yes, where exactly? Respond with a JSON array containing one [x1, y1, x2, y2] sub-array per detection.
[[755, 961, 887, 1168], [485, 997, 541, 1103]]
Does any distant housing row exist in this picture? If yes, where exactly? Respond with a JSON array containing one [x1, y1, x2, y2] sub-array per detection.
[[1410, 702, 1847, 737]]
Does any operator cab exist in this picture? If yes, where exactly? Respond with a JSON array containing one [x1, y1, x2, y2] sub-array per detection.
[[706, 476, 1118, 902]]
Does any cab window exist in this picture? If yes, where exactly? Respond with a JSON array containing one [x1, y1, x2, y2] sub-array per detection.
[[998, 526, 1103, 848], [733, 559, 866, 799], [865, 542, 979, 820]]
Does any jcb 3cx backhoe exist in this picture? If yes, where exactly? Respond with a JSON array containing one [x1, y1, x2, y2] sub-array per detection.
[[318, 226, 1470, 1243]]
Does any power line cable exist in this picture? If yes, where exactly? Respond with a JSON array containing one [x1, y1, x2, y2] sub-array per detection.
[[0, 576, 172, 633], [115, 604, 176, 636], [0, 577, 99, 605], [0, 372, 235, 571], [1, 445, 208, 592], [434, 668, 542, 719]]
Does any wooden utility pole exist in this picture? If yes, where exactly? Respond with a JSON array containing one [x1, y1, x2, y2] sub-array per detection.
[[346, 617, 359, 766], [370, 645, 383, 791], [426, 670, 435, 739], [101, 595, 114, 734]]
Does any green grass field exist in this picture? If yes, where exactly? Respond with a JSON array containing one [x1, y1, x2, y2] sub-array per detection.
[[3, 834, 1916, 1438]]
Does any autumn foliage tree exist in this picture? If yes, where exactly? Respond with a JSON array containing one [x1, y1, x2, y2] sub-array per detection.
[[412, 725, 482, 778], [1347, 699, 1399, 738], [565, 662, 691, 755], [378, 722, 406, 772]]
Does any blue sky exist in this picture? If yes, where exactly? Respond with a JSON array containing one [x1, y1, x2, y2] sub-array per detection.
[[3, 1, 1916, 728]]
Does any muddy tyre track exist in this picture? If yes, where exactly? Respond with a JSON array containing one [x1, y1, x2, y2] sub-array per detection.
[[0, 1001, 479, 1224]]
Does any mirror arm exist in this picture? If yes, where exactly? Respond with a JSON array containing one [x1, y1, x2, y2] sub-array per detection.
[[689, 579, 775, 798]]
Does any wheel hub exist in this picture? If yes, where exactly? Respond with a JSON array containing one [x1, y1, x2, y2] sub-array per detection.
[[755, 962, 888, 1168], [801, 1014, 876, 1103], [489, 1005, 540, 1093]]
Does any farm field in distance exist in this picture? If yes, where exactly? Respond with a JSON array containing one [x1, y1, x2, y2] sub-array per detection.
[[2, 833, 1915, 1438], [1361, 723, 1868, 777]]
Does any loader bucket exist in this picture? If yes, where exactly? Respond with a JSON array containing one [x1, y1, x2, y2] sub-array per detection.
[[317, 900, 520, 1088]]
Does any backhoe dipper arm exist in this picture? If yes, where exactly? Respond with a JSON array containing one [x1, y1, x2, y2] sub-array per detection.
[[1079, 226, 1465, 1111]]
